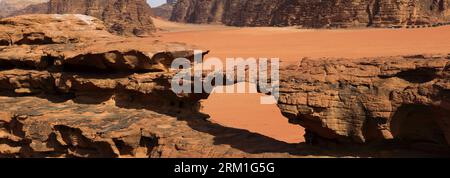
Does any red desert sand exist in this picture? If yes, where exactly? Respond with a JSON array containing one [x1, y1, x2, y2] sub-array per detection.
[[152, 18, 450, 143]]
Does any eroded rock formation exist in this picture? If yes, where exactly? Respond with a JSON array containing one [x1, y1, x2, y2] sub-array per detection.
[[0, 14, 449, 157], [0, 14, 198, 157], [171, 0, 450, 28], [278, 55, 450, 152], [48, 0, 155, 36], [8, 0, 155, 36], [0, 14, 320, 158]]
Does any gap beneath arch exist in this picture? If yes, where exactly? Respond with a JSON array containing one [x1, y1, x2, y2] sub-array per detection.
[[200, 82, 305, 143]]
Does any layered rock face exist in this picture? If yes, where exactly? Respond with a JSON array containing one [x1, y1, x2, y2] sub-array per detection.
[[0, 14, 448, 157], [48, 0, 155, 36], [0, 0, 48, 17], [9, 0, 156, 36], [171, 0, 450, 27], [0, 14, 314, 158], [278, 55, 450, 151], [1, 95, 320, 158], [0, 14, 198, 157]]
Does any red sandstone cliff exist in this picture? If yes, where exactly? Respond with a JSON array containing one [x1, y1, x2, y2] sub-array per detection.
[[49, 0, 155, 36], [8, 0, 155, 36], [170, 0, 450, 28]]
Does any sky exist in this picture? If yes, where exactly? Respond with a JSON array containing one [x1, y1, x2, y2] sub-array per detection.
[[147, 0, 166, 7]]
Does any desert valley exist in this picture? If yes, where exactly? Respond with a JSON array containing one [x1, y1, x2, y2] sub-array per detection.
[[0, 0, 449, 158]]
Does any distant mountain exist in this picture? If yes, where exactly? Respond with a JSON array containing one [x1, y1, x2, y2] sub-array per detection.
[[170, 0, 450, 28], [8, 0, 155, 36], [0, 0, 48, 17], [152, 3, 175, 20]]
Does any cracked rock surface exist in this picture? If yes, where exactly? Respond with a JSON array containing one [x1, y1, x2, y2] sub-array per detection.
[[278, 55, 450, 152], [0, 14, 321, 158]]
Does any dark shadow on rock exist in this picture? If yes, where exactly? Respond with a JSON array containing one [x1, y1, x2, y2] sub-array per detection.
[[175, 115, 443, 157], [176, 116, 328, 156], [395, 68, 439, 83], [390, 104, 450, 155]]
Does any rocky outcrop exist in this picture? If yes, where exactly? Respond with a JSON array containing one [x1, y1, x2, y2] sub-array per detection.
[[9, 0, 155, 36], [0, 0, 47, 17], [2, 13, 450, 158], [0, 14, 198, 157], [278, 55, 450, 152], [0, 14, 112, 46], [0, 14, 199, 105], [171, 0, 450, 28], [0, 14, 319, 158], [48, 0, 155, 36], [1, 95, 319, 158]]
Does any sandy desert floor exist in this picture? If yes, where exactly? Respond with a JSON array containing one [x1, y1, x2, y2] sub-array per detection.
[[151, 18, 450, 143]]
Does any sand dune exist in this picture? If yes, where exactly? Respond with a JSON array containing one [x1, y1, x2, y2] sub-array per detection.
[[153, 18, 450, 143]]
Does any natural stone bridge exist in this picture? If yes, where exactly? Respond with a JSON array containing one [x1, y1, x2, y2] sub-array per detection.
[[0, 14, 449, 158]]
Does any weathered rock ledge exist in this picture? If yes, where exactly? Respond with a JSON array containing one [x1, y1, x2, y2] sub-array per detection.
[[0, 14, 316, 158], [278, 54, 450, 153]]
